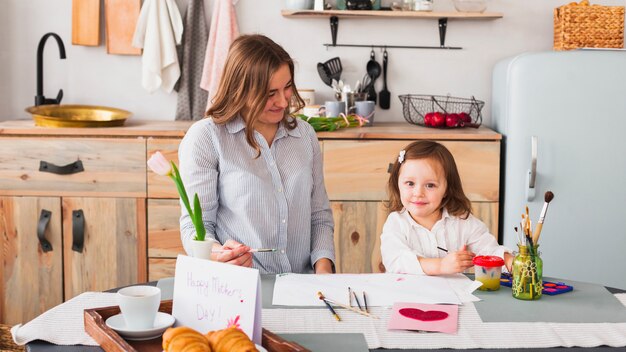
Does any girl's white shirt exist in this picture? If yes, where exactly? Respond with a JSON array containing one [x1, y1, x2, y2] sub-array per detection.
[[381, 208, 510, 275]]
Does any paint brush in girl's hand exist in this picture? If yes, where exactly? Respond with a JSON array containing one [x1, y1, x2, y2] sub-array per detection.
[[532, 191, 554, 244]]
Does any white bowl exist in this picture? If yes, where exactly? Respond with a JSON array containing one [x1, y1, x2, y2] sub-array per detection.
[[285, 0, 314, 10], [453, 0, 487, 13]]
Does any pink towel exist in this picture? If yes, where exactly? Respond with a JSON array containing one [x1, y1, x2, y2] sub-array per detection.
[[200, 0, 239, 109]]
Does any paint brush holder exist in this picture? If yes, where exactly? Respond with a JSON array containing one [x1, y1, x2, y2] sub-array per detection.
[[512, 244, 543, 300]]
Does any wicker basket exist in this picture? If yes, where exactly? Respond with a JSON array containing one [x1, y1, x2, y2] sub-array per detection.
[[554, 2, 625, 51], [398, 94, 483, 129]]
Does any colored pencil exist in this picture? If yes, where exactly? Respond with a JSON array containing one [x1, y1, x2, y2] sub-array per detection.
[[437, 246, 448, 253], [211, 248, 277, 253], [318, 292, 379, 319], [363, 291, 369, 313]]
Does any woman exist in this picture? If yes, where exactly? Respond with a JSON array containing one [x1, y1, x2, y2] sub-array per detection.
[[178, 34, 335, 274]]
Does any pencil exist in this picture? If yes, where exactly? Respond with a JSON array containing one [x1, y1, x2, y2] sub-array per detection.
[[211, 248, 277, 253], [317, 292, 341, 321], [437, 246, 448, 253], [362, 291, 369, 313], [352, 291, 363, 311]]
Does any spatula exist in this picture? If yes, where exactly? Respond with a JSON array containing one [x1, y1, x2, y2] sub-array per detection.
[[317, 57, 343, 87], [379, 48, 390, 109]]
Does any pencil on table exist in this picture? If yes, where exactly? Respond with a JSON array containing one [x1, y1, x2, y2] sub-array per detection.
[[320, 295, 379, 319], [317, 292, 341, 321], [363, 291, 369, 313], [352, 291, 363, 311], [348, 287, 352, 307]]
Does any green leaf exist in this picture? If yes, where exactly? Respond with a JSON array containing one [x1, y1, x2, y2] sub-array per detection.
[[170, 162, 193, 224], [193, 193, 206, 241]]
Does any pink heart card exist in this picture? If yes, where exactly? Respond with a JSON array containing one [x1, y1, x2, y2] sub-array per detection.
[[388, 302, 458, 334]]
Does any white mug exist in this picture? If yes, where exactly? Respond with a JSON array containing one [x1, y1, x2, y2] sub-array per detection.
[[355, 100, 376, 126], [324, 101, 346, 117], [117, 285, 161, 330]]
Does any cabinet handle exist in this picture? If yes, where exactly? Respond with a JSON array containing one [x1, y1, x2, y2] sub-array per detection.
[[72, 209, 84, 253], [37, 209, 53, 253], [39, 160, 84, 175]]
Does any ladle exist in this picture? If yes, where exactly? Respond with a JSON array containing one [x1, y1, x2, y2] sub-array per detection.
[[365, 49, 381, 103]]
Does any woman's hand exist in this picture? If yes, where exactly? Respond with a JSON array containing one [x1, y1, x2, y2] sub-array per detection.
[[314, 258, 334, 274], [212, 239, 253, 267], [439, 245, 475, 274]]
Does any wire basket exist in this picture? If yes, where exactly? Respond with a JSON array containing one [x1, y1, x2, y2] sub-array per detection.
[[398, 94, 484, 128]]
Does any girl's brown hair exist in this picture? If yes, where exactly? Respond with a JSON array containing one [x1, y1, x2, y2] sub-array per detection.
[[386, 140, 472, 218], [206, 34, 305, 156]]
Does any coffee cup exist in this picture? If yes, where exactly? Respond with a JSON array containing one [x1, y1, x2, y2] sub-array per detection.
[[324, 101, 346, 117], [117, 285, 161, 329], [355, 100, 375, 126], [473, 256, 505, 291]]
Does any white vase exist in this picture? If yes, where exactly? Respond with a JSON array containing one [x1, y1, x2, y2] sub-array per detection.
[[190, 239, 215, 260]]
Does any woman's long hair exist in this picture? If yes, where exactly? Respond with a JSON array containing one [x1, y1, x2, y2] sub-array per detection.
[[386, 140, 472, 218], [206, 34, 305, 157]]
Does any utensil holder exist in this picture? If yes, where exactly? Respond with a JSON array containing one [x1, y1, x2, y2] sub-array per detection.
[[512, 244, 543, 300]]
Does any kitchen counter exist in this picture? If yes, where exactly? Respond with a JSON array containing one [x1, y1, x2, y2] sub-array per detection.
[[0, 119, 501, 140]]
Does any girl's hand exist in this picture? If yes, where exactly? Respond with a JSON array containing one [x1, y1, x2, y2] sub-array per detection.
[[213, 239, 253, 267], [439, 245, 475, 274]]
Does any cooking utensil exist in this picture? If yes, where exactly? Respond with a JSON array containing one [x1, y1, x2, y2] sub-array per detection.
[[317, 57, 343, 87], [365, 50, 381, 103], [104, 0, 141, 55], [379, 48, 390, 109], [72, 0, 100, 46]]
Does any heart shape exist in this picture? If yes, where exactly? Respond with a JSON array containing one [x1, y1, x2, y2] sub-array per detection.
[[399, 308, 449, 321]]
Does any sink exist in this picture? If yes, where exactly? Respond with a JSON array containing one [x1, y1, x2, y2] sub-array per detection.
[[25, 104, 132, 128]]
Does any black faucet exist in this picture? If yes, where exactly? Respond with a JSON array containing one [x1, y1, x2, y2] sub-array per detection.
[[35, 32, 66, 106]]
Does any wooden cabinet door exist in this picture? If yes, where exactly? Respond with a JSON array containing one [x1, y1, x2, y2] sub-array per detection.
[[147, 199, 183, 281], [0, 197, 63, 324], [147, 138, 181, 199], [62, 197, 147, 299]]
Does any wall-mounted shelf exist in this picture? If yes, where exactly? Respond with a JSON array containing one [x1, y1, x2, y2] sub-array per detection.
[[281, 9, 503, 19], [281, 9, 503, 50]]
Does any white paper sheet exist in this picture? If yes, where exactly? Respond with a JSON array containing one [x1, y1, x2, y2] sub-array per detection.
[[443, 274, 482, 303], [272, 273, 462, 306]]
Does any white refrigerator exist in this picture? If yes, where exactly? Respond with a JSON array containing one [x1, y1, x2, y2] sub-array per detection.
[[492, 50, 626, 290]]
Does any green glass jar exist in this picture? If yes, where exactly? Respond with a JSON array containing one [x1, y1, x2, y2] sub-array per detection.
[[512, 244, 543, 300]]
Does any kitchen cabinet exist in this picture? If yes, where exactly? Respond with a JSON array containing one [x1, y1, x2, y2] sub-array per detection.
[[0, 120, 501, 323], [0, 130, 151, 325]]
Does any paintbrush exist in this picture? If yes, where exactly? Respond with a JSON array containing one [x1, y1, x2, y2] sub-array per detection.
[[532, 191, 554, 244], [318, 292, 379, 319]]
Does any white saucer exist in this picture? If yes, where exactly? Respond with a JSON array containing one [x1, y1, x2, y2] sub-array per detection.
[[105, 312, 175, 341]]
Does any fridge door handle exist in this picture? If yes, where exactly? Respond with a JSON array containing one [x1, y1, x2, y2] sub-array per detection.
[[526, 136, 537, 201]]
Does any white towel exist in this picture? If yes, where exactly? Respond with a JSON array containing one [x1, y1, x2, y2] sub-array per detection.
[[132, 0, 184, 93], [200, 0, 240, 108], [10, 292, 118, 346]]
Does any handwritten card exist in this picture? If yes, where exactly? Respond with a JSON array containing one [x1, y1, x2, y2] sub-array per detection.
[[171, 255, 262, 344], [388, 302, 458, 334]]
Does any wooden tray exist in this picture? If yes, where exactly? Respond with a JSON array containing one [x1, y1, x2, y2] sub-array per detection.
[[84, 300, 309, 352]]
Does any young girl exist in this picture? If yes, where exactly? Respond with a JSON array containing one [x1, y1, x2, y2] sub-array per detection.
[[381, 140, 512, 275]]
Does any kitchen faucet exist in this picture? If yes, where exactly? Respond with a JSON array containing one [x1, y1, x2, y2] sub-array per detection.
[[35, 32, 66, 106]]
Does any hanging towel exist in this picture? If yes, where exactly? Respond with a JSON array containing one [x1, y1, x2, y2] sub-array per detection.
[[200, 0, 240, 109], [132, 0, 183, 93], [174, 0, 208, 120]]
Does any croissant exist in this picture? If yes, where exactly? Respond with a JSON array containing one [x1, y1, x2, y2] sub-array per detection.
[[162, 326, 212, 352], [205, 327, 258, 352]]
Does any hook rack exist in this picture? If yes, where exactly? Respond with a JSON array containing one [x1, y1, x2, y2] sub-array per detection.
[[327, 16, 461, 50]]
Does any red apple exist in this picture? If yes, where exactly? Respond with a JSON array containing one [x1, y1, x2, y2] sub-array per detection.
[[424, 112, 435, 126], [446, 113, 460, 128], [431, 112, 445, 127], [459, 112, 471, 123]]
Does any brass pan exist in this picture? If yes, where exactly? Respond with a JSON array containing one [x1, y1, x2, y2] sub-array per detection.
[[25, 104, 132, 128]]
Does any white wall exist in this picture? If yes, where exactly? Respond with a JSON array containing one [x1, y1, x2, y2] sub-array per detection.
[[1, 0, 623, 125]]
